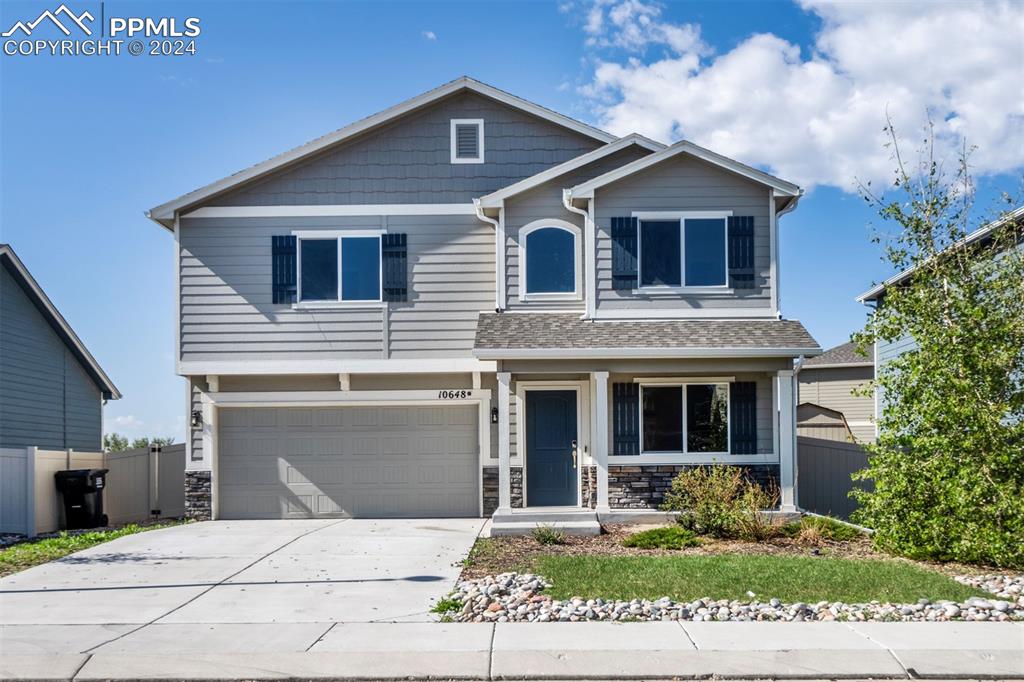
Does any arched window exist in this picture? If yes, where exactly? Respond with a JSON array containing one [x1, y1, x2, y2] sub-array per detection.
[[519, 220, 581, 300]]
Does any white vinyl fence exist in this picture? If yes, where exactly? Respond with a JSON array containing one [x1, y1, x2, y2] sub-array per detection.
[[0, 444, 185, 536]]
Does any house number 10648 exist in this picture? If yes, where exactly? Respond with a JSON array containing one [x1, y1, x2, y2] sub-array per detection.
[[438, 390, 470, 400]]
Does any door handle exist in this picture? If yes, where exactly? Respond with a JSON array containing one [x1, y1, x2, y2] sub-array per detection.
[[571, 439, 578, 469]]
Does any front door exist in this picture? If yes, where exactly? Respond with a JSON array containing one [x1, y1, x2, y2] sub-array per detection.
[[525, 390, 578, 506]]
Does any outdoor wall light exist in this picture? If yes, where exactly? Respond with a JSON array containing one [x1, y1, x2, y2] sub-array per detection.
[[491, 407, 499, 424], [190, 410, 203, 428]]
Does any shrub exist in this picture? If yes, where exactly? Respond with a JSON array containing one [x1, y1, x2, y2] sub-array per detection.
[[622, 526, 700, 550], [781, 516, 864, 545], [661, 465, 781, 540], [431, 596, 463, 614], [531, 524, 567, 545]]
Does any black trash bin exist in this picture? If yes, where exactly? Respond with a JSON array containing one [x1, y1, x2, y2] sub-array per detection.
[[54, 469, 109, 530]]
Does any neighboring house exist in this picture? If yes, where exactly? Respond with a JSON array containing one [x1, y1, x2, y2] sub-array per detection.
[[0, 244, 121, 450], [857, 206, 1024, 438], [147, 77, 820, 529], [797, 342, 874, 443]]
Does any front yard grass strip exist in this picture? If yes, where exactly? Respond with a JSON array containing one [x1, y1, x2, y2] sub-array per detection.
[[0, 521, 184, 577], [534, 554, 984, 604]]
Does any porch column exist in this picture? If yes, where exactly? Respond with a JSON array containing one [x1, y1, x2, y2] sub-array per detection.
[[497, 371, 512, 513], [592, 371, 610, 512], [777, 369, 797, 512]]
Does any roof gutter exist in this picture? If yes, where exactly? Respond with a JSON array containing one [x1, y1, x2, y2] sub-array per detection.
[[473, 346, 823, 360]]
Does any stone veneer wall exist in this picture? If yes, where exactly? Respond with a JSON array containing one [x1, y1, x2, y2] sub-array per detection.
[[482, 466, 523, 516], [184, 470, 212, 521], [579, 465, 597, 509], [608, 464, 780, 510]]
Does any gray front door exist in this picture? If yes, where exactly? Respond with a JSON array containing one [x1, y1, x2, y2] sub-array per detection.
[[525, 390, 578, 507]]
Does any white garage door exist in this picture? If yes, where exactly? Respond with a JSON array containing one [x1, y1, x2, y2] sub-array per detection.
[[217, 405, 479, 519]]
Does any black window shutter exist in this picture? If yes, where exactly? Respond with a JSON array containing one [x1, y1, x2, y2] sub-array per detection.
[[611, 217, 638, 290], [271, 235, 297, 304], [730, 381, 757, 454], [381, 233, 408, 302], [727, 216, 755, 289], [613, 382, 640, 455]]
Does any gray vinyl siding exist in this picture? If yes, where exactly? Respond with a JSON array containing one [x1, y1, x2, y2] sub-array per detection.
[[188, 376, 206, 464], [208, 92, 602, 207], [594, 154, 773, 311], [179, 214, 494, 362], [875, 333, 916, 423], [0, 267, 102, 450], [504, 145, 652, 310], [798, 366, 875, 442]]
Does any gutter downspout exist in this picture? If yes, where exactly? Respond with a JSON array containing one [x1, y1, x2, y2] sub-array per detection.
[[474, 198, 504, 312], [774, 192, 803, 320], [563, 189, 594, 320]]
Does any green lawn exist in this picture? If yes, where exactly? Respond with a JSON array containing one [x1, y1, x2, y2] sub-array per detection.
[[0, 522, 183, 577], [534, 554, 983, 603]]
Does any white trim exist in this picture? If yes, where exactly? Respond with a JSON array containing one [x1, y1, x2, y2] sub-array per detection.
[[148, 76, 616, 227], [632, 211, 732, 220], [636, 216, 729, 290], [497, 206, 507, 309], [517, 219, 583, 302], [292, 301, 386, 311], [570, 139, 802, 199], [609, 453, 777, 465], [800, 361, 873, 370], [594, 308, 781, 319], [768, 190, 779, 317], [591, 371, 610, 511], [478, 134, 665, 207], [173, 215, 181, 371], [206, 389, 490, 407], [177, 358, 497, 376], [291, 229, 385, 238], [473, 347, 819, 360], [638, 381, 731, 456], [183, 204, 478, 219], [777, 368, 797, 511], [515, 381, 588, 508], [295, 233, 383, 304], [633, 376, 735, 384], [497, 372, 512, 513], [450, 118, 485, 164]]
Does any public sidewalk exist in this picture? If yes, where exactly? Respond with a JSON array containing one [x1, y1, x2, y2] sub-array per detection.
[[2, 621, 1022, 680]]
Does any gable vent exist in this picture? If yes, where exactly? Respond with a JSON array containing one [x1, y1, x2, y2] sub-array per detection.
[[451, 119, 484, 163]]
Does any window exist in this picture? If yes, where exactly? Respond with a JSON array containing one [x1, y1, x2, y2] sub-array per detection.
[[297, 234, 382, 303], [641, 383, 729, 454], [638, 214, 729, 288], [519, 220, 581, 300], [450, 119, 484, 164]]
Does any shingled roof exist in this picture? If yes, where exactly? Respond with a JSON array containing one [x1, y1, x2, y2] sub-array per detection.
[[801, 341, 872, 368], [473, 313, 820, 359]]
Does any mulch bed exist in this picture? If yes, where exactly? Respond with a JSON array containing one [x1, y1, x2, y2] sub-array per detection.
[[461, 523, 993, 580]]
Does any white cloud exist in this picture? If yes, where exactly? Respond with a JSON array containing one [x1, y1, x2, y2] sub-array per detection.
[[422, 30, 437, 41], [106, 414, 143, 433], [578, 0, 1024, 191]]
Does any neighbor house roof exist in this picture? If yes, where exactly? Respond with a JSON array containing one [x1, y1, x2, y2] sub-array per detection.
[[473, 313, 820, 359], [857, 205, 1024, 303], [566, 139, 803, 203], [476, 133, 665, 209], [147, 76, 618, 229], [0, 244, 121, 400], [801, 341, 872, 369]]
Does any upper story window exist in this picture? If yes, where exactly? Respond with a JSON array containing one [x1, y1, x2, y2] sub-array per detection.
[[297, 233, 382, 303], [450, 119, 484, 164], [637, 212, 729, 289], [641, 382, 729, 454], [518, 219, 582, 301]]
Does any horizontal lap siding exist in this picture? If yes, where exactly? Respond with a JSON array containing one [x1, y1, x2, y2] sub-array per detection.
[[504, 146, 653, 310], [798, 366, 874, 425], [208, 92, 600, 206], [594, 155, 772, 311], [0, 267, 102, 450], [179, 215, 494, 362]]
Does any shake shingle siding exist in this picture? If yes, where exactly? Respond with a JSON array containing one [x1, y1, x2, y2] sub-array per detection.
[[593, 155, 773, 311], [504, 145, 653, 310], [179, 214, 495, 361], [208, 92, 602, 207]]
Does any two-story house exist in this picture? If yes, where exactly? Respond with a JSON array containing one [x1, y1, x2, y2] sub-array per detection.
[[147, 77, 820, 531]]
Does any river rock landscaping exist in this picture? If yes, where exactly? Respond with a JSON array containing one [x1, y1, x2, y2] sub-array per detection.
[[448, 572, 1024, 623]]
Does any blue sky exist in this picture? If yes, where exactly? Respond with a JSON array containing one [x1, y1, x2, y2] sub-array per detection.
[[1, 1, 1020, 442]]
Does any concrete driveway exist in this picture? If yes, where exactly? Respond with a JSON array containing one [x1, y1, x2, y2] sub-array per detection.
[[0, 518, 485, 656]]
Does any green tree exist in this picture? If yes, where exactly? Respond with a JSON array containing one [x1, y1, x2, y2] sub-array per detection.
[[103, 433, 129, 452], [103, 434, 176, 452], [130, 436, 176, 449], [852, 122, 1024, 567]]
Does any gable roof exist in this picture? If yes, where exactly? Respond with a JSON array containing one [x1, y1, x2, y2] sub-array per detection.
[[476, 134, 665, 208], [801, 341, 872, 369], [857, 205, 1024, 303], [0, 245, 121, 400], [567, 139, 802, 201], [146, 77, 618, 230]]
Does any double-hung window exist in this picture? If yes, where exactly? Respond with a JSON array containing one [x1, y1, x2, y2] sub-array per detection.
[[641, 382, 729, 454], [638, 213, 729, 288], [297, 233, 382, 303]]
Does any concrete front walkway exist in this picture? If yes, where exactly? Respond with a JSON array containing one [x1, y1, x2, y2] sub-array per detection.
[[1, 621, 1021, 680]]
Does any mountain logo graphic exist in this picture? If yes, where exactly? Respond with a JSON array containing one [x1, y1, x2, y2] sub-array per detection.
[[2, 4, 95, 37]]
